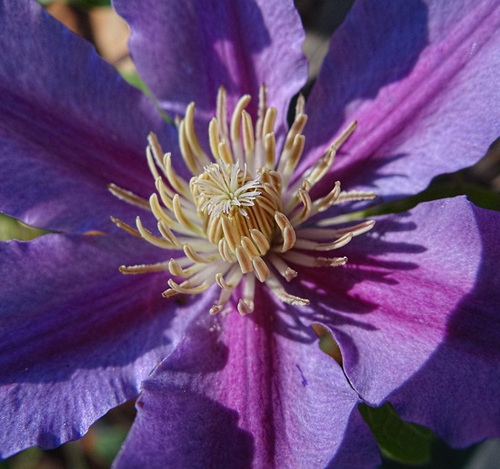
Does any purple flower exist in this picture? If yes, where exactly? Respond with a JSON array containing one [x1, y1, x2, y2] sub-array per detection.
[[0, 0, 499, 467]]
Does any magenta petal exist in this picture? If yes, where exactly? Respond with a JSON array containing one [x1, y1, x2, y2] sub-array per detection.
[[113, 299, 380, 468], [113, 0, 308, 128], [303, 0, 500, 197], [292, 196, 498, 439], [0, 0, 175, 232], [388, 201, 500, 447], [0, 233, 200, 457]]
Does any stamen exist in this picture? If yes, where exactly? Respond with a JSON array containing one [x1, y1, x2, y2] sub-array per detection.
[[221, 216, 239, 252], [283, 114, 308, 157], [333, 190, 378, 204], [216, 86, 229, 142], [179, 119, 201, 175], [183, 244, 215, 264], [185, 102, 210, 167], [278, 113, 307, 186], [331, 120, 358, 150], [238, 274, 256, 315], [211, 272, 236, 315], [235, 246, 253, 273], [149, 193, 176, 229], [274, 212, 296, 252], [313, 181, 342, 214], [231, 94, 251, 165], [268, 253, 297, 282], [164, 278, 210, 296], [282, 251, 347, 268], [218, 238, 234, 263], [156, 176, 176, 204], [208, 119, 221, 160], [157, 221, 182, 248], [218, 140, 233, 165], [264, 133, 276, 169], [165, 154, 190, 197], [216, 266, 242, 290], [288, 188, 313, 226], [146, 146, 163, 182], [255, 84, 267, 141], [110, 87, 375, 317], [237, 299, 254, 316], [265, 273, 309, 306], [110, 216, 141, 238], [250, 229, 270, 254], [147, 132, 167, 172], [172, 194, 203, 234], [296, 220, 375, 239], [242, 110, 255, 172], [240, 236, 260, 259], [262, 107, 277, 138], [293, 232, 353, 251], [119, 261, 170, 274], [281, 134, 306, 190], [295, 93, 305, 116], [168, 258, 204, 278], [108, 184, 150, 211], [136, 217, 176, 249], [252, 256, 270, 282]]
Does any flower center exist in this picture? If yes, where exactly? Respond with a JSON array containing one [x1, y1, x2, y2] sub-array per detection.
[[191, 161, 285, 269], [109, 85, 376, 315], [193, 160, 264, 217]]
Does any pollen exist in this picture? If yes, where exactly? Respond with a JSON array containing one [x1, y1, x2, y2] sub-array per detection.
[[109, 85, 376, 316]]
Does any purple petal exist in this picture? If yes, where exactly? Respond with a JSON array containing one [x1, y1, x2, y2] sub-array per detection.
[[303, 0, 500, 198], [326, 408, 381, 468], [0, 0, 176, 232], [286, 196, 499, 447], [388, 201, 500, 447], [113, 298, 380, 468], [113, 0, 308, 128], [0, 233, 203, 457]]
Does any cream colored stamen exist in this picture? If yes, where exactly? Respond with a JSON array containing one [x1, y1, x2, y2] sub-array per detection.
[[110, 85, 376, 315]]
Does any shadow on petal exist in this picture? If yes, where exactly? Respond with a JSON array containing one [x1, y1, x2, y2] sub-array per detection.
[[115, 383, 254, 469], [159, 322, 230, 375], [243, 213, 425, 350], [388, 204, 500, 447], [303, 0, 429, 164]]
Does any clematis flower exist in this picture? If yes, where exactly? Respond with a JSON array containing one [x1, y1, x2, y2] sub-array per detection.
[[0, 0, 499, 468]]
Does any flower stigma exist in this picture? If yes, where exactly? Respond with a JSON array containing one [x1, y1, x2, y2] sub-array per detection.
[[109, 85, 376, 316]]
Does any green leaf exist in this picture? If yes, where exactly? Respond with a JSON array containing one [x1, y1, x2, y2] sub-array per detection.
[[37, 0, 111, 8], [89, 426, 128, 464], [329, 179, 500, 226], [0, 447, 43, 469], [0, 213, 47, 241], [312, 324, 343, 365], [119, 69, 174, 126], [119, 70, 150, 96], [359, 402, 434, 465]]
